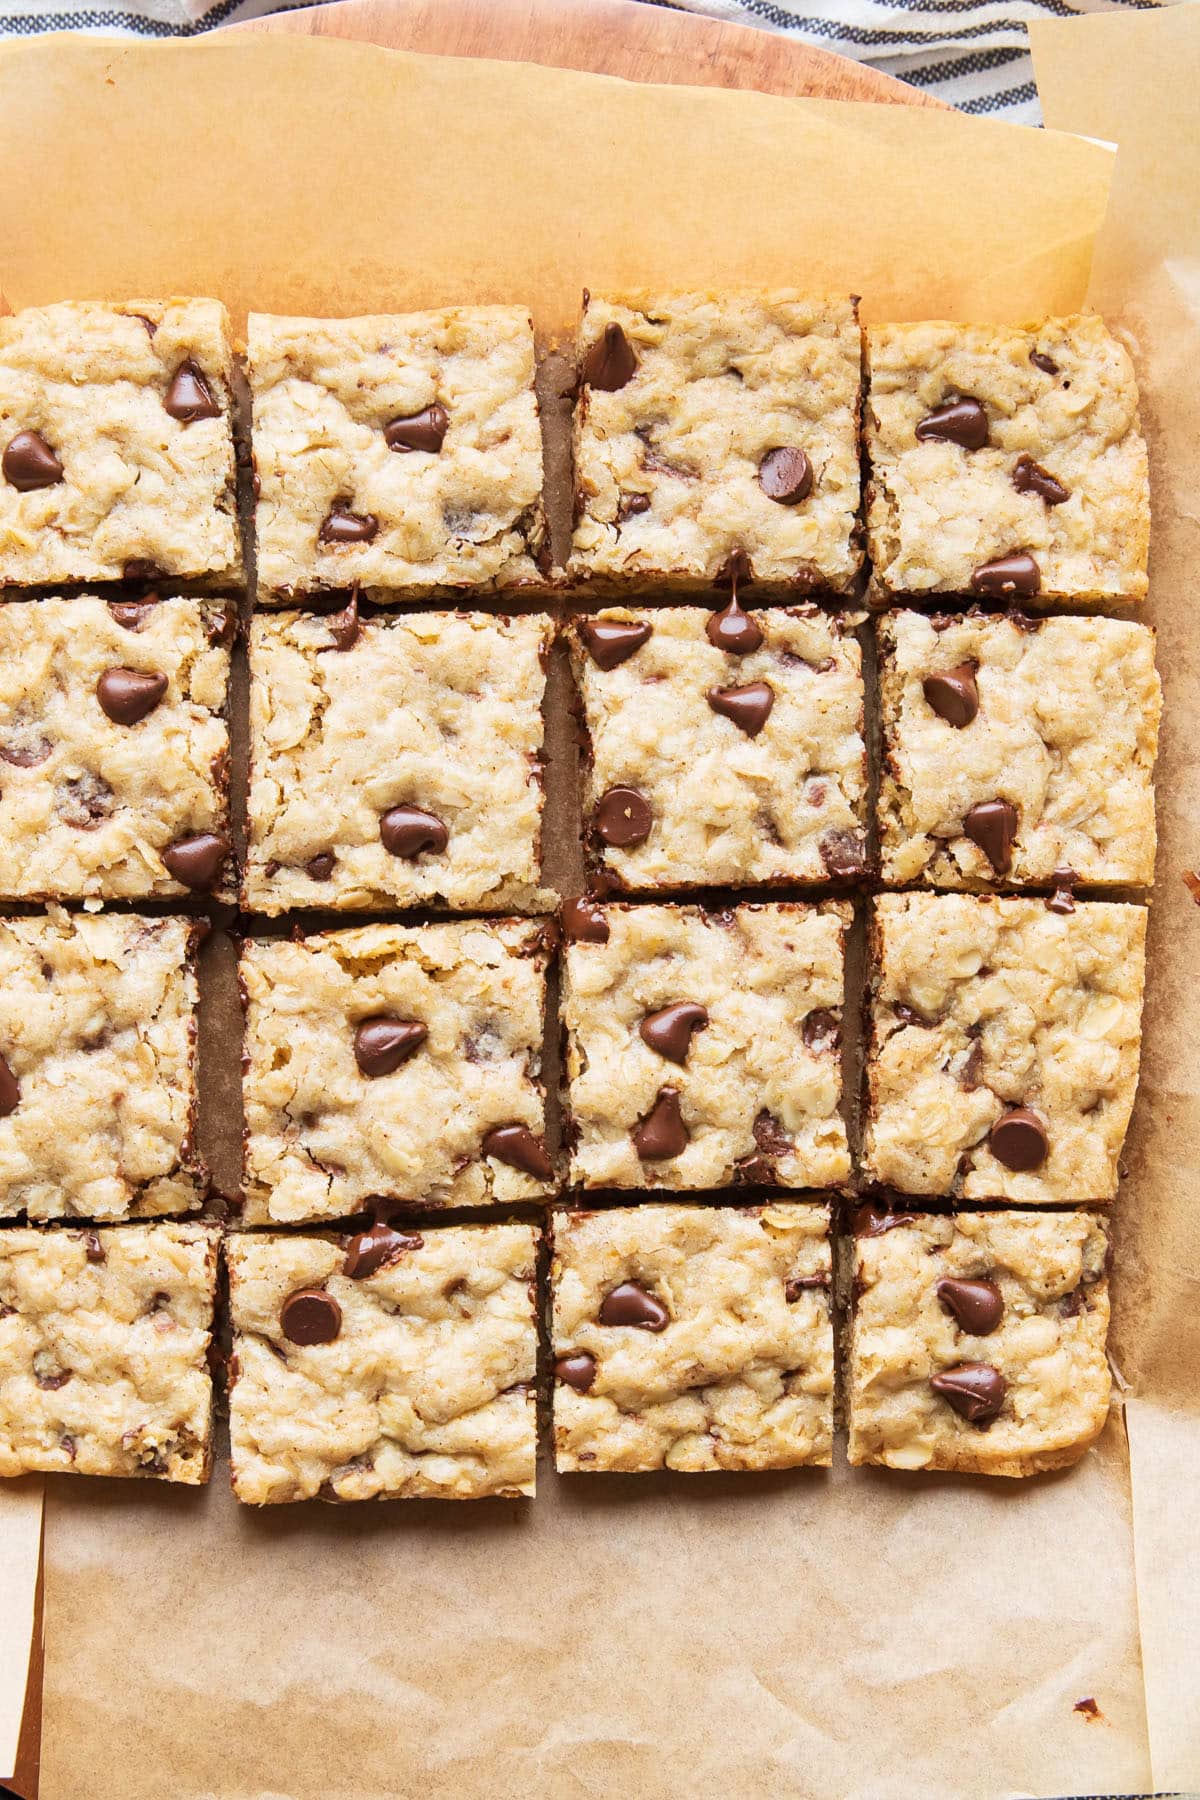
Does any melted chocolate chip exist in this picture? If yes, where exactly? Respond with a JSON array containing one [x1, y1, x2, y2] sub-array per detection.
[[280, 1288, 342, 1346], [562, 897, 609, 943], [582, 321, 638, 392], [324, 592, 360, 651], [802, 1008, 841, 1053], [929, 1362, 1007, 1425], [319, 504, 379, 545], [819, 829, 868, 880], [915, 397, 989, 450], [594, 786, 652, 848], [970, 553, 1042, 598], [379, 805, 448, 858], [57, 773, 114, 830], [0, 734, 51, 768], [161, 832, 228, 893], [936, 1277, 1004, 1335], [306, 852, 336, 881], [758, 446, 813, 504], [1030, 350, 1059, 376], [82, 1230, 105, 1264], [353, 1016, 428, 1077], [578, 619, 652, 670], [344, 1219, 423, 1280], [640, 1002, 708, 1064], [785, 1274, 830, 1300], [3, 429, 64, 491], [96, 667, 168, 726], [0, 1053, 19, 1116], [851, 1204, 913, 1237], [1047, 886, 1076, 915], [706, 681, 774, 737], [1012, 455, 1070, 506], [988, 1106, 1048, 1171], [384, 403, 449, 453], [555, 1351, 598, 1392], [963, 799, 1018, 876], [164, 361, 221, 423], [705, 595, 763, 655], [923, 663, 979, 728], [632, 1086, 688, 1160], [617, 492, 652, 523], [108, 599, 157, 632], [598, 1281, 669, 1330], [482, 1123, 553, 1180]]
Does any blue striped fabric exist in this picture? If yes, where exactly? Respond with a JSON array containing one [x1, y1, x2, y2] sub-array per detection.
[[0, 0, 1178, 121]]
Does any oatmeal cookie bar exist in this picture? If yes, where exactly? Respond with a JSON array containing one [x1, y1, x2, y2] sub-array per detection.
[[0, 594, 233, 901], [551, 1201, 832, 1473], [569, 291, 862, 593], [241, 919, 552, 1224], [0, 299, 240, 588], [569, 604, 867, 891], [864, 893, 1146, 1202], [226, 1222, 537, 1503], [847, 1208, 1111, 1476], [0, 1222, 217, 1481], [0, 909, 203, 1220], [865, 316, 1149, 605], [562, 901, 850, 1191], [245, 607, 553, 914], [248, 308, 546, 602], [878, 610, 1160, 889]]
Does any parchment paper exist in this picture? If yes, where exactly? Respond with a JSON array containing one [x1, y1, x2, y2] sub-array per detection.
[[0, 22, 1194, 1798]]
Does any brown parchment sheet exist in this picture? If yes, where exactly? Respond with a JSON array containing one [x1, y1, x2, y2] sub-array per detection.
[[0, 22, 1193, 1798]]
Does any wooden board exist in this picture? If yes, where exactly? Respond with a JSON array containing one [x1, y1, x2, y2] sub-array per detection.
[[239, 0, 943, 108]]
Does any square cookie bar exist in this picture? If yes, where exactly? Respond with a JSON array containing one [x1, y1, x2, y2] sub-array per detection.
[[864, 893, 1146, 1202], [0, 1222, 218, 1481], [249, 308, 546, 602], [847, 1208, 1110, 1476], [551, 1201, 833, 1473], [0, 299, 240, 588], [879, 610, 1160, 889], [562, 901, 849, 1190], [865, 315, 1150, 605], [241, 919, 552, 1225], [245, 606, 552, 914], [569, 291, 862, 593], [0, 910, 203, 1221], [226, 1222, 537, 1503], [0, 594, 233, 901], [569, 604, 867, 891]]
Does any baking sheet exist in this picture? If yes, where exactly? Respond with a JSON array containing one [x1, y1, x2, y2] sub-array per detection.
[[0, 19, 1194, 1797]]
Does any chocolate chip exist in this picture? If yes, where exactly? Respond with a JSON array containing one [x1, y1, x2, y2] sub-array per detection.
[[122, 560, 163, 584], [0, 1054, 19, 1116], [802, 1009, 840, 1053], [706, 681, 774, 737], [786, 1274, 830, 1300], [852, 1204, 912, 1236], [716, 547, 755, 591], [640, 1002, 708, 1064], [379, 805, 448, 858], [163, 361, 221, 423], [819, 829, 867, 880], [930, 1362, 1007, 1424], [324, 592, 359, 651], [617, 493, 651, 522], [632, 1086, 688, 1160], [280, 1288, 342, 1346], [1012, 455, 1070, 506], [578, 619, 652, 670], [988, 1106, 1048, 1171], [582, 321, 638, 392], [705, 595, 763, 656], [384, 403, 449, 453], [936, 1277, 1003, 1335], [319, 504, 379, 545], [594, 786, 652, 848], [758, 446, 813, 504], [3, 429, 64, 491], [562, 897, 609, 943], [1030, 350, 1059, 375], [344, 1220, 423, 1280], [0, 734, 51, 768], [306, 852, 336, 881], [959, 1038, 984, 1091], [893, 1002, 934, 1029], [752, 1110, 793, 1159], [108, 599, 157, 632], [354, 1016, 428, 1077], [482, 1123, 553, 1180], [96, 667, 168, 726], [963, 799, 1018, 875], [598, 1281, 669, 1330], [57, 773, 114, 830], [971, 553, 1041, 598], [162, 832, 228, 893], [1047, 886, 1075, 915], [34, 1356, 71, 1391], [915, 397, 989, 450], [923, 663, 978, 728], [555, 1352, 598, 1392], [83, 1230, 105, 1264]]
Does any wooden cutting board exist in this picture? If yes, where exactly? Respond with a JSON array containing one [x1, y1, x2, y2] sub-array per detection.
[[240, 0, 943, 109]]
